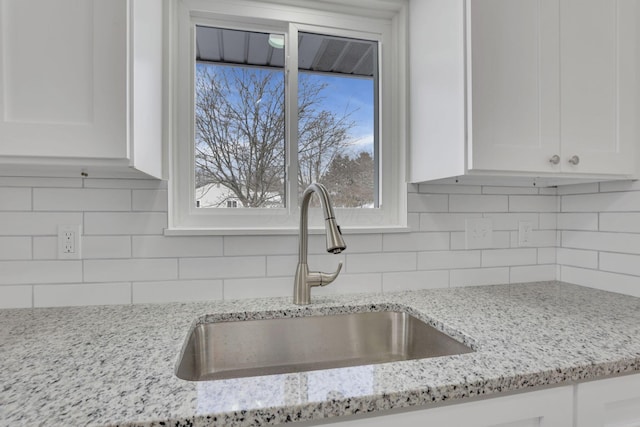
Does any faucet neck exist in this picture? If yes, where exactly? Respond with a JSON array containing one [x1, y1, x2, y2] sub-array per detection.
[[298, 183, 336, 264]]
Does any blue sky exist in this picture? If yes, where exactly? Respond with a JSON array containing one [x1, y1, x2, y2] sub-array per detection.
[[301, 73, 375, 156]]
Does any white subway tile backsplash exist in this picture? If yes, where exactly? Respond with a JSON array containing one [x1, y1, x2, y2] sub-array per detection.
[[419, 183, 481, 194], [538, 187, 558, 195], [133, 236, 223, 258], [34, 282, 131, 307], [598, 180, 640, 193], [83, 236, 131, 259], [84, 178, 167, 189], [3, 176, 640, 309], [562, 191, 640, 212], [180, 256, 265, 280], [84, 212, 167, 235], [316, 273, 382, 296], [417, 250, 480, 270], [0, 177, 81, 188], [450, 267, 509, 287], [223, 277, 291, 299], [537, 248, 557, 265], [0, 237, 31, 260], [346, 252, 416, 273], [0, 260, 82, 285], [132, 190, 168, 212], [449, 195, 508, 212], [266, 254, 345, 277], [382, 232, 449, 252], [483, 213, 539, 230], [557, 183, 599, 195], [0, 188, 31, 211], [311, 233, 382, 254], [84, 259, 178, 282], [382, 270, 449, 292], [33, 237, 57, 259], [510, 264, 556, 283], [419, 213, 482, 232], [132, 280, 223, 304], [562, 231, 640, 255], [407, 193, 448, 213], [482, 186, 539, 195], [599, 213, 640, 233], [557, 248, 598, 269], [599, 252, 640, 277], [561, 266, 640, 297], [539, 213, 557, 230], [482, 248, 537, 267], [509, 196, 558, 212], [529, 230, 558, 247], [0, 212, 83, 235], [450, 231, 511, 250], [0, 285, 32, 308], [33, 188, 131, 211], [557, 213, 598, 231], [224, 235, 297, 256]]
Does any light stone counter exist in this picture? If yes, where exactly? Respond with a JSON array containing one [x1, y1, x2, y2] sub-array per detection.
[[1, 281, 640, 426]]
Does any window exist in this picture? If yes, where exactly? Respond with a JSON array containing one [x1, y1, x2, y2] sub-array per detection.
[[169, 0, 408, 234]]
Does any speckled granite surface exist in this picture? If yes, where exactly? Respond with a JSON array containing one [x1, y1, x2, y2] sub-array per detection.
[[2, 281, 640, 426]]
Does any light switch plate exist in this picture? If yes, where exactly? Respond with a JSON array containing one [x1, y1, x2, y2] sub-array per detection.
[[465, 218, 493, 249]]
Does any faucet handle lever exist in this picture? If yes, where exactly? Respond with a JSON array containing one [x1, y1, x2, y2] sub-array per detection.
[[311, 261, 343, 287]]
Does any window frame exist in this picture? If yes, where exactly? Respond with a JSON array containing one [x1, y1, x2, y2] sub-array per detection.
[[168, 0, 408, 235]]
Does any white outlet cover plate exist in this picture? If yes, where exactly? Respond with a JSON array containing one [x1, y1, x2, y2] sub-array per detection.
[[465, 218, 493, 249], [57, 225, 82, 260]]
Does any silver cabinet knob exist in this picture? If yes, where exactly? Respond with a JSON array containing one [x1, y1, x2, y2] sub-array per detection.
[[568, 155, 580, 165], [549, 155, 560, 165]]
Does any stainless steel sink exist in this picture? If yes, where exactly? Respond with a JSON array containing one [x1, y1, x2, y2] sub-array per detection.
[[175, 311, 473, 381]]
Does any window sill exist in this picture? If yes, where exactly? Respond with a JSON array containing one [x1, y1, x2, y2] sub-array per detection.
[[163, 224, 411, 236]]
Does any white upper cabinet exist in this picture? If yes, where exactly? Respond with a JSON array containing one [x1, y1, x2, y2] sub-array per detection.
[[409, 0, 639, 183], [0, 0, 164, 178]]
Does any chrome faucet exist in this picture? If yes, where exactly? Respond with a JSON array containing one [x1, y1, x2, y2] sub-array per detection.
[[294, 183, 347, 305]]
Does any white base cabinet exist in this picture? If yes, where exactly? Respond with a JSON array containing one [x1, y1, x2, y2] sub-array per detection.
[[576, 374, 640, 427], [409, 0, 639, 184], [0, 0, 164, 179]]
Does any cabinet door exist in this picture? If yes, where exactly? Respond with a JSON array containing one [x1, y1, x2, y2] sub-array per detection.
[[468, 0, 561, 174], [560, 0, 638, 175], [576, 374, 640, 427], [0, 0, 126, 159], [316, 386, 574, 427]]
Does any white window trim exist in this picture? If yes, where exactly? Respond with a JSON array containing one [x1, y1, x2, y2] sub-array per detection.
[[167, 0, 408, 235]]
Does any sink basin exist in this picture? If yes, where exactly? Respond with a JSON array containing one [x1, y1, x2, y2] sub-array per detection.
[[175, 311, 473, 381]]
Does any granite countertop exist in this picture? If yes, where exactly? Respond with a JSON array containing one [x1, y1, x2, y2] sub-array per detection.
[[2, 281, 640, 426]]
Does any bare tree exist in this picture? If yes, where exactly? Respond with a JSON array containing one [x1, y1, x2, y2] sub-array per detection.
[[195, 67, 285, 208], [321, 151, 375, 208], [195, 65, 357, 207]]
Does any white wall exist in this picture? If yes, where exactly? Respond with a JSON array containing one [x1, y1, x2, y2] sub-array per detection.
[[558, 181, 640, 297], [0, 177, 562, 308]]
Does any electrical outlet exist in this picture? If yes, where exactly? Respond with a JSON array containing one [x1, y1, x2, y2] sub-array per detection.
[[465, 218, 493, 249], [58, 225, 82, 259], [518, 221, 533, 247]]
